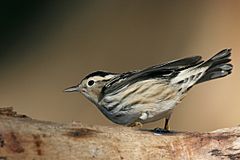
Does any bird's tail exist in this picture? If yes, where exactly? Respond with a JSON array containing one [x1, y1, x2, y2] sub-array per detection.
[[196, 49, 232, 84]]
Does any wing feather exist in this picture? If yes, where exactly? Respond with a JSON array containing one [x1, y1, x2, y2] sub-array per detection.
[[102, 56, 203, 95]]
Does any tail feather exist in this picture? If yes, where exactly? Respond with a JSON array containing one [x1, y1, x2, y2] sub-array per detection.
[[196, 49, 232, 84]]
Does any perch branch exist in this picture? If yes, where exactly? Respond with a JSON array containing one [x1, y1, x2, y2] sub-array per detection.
[[0, 107, 240, 160]]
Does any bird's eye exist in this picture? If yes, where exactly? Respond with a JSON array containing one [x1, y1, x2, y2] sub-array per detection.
[[87, 80, 95, 87]]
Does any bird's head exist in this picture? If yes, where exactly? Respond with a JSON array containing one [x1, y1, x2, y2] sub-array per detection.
[[64, 71, 117, 104]]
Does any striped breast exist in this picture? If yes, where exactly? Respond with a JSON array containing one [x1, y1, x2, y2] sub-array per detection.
[[98, 79, 180, 125]]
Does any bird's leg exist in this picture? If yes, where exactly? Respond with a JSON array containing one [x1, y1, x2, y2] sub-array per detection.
[[164, 117, 170, 131], [134, 122, 143, 128], [128, 112, 147, 129], [128, 121, 143, 129], [154, 115, 171, 134]]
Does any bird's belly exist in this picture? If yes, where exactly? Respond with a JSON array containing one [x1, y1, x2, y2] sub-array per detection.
[[138, 100, 177, 123], [97, 103, 139, 125], [99, 81, 181, 125], [98, 98, 179, 125]]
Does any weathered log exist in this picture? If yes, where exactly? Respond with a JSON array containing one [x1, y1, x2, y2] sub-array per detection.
[[0, 107, 239, 160]]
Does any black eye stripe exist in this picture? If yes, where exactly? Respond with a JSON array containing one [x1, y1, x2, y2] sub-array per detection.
[[88, 80, 94, 86]]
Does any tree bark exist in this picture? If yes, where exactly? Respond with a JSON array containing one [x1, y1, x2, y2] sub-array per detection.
[[0, 107, 239, 160]]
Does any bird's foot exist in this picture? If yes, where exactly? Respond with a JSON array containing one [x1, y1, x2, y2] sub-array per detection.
[[128, 122, 143, 129], [153, 128, 171, 134]]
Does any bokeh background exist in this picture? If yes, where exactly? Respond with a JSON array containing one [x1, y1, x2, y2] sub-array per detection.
[[0, 1, 239, 132]]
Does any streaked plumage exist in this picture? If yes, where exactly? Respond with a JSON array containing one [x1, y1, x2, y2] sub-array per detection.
[[65, 49, 233, 129]]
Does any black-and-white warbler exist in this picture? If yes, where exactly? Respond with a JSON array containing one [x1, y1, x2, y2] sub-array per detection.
[[65, 49, 232, 130]]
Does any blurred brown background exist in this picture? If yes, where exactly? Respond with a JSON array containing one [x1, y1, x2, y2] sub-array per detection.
[[0, 1, 239, 132]]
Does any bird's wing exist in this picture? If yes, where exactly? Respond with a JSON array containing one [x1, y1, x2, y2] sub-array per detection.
[[102, 56, 203, 95], [145, 56, 203, 70]]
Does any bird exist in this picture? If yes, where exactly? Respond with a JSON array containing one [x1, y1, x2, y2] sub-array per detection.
[[64, 49, 232, 131]]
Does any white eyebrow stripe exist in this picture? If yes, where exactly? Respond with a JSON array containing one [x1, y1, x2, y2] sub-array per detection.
[[90, 75, 116, 82]]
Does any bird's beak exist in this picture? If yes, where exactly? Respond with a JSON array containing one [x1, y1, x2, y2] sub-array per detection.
[[64, 85, 80, 92]]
